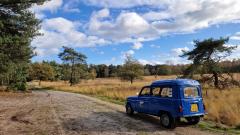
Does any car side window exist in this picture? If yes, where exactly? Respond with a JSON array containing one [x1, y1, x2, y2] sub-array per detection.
[[152, 87, 161, 96], [160, 87, 173, 98], [140, 87, 151, 96]]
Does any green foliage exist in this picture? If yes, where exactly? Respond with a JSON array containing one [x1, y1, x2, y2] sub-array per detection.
[[7, 63, 28, 91], [181, 37, 237, 88], [60, 64, 71, 81], [29, 63, 55, 85], [43, 61, 62, 81], [119, 56, 144, 84], [25, 58, 240, 85], [9, 82, 27, 91], [58, 46, 87, 86], [0, 0, 47, 90], [88, 69, 97, 80], [72, 64, 89, 83], [144, 68, 150, 76], [182, 38, 235, 64], [157, 65, 172, 75]]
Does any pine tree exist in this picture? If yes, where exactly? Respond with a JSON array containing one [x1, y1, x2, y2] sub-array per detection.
[[58, 46, 87, 86], [0, 0, 47, 90], [181, 37, 238, 89]]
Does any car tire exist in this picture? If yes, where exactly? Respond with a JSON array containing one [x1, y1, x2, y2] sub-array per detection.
[[186, 116, 200, 125], [160, 113, 176, 129], [126, 104, 134, 115]]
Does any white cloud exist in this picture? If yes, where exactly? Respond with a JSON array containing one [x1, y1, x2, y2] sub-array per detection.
[[187, 41, 195, 45], [138, 47, 191, 65], [63, 0, 81, 13], [224, 44, 240, 61], [231, 32, 240, 40], [90, 48, 105, 55], [83, 0, 168, 8], [138, 58, 190, 65], [132, 42, 143, 50], [171, 47, 190, 56], [126, 50, 135, 56], [32, 0, 240, 62], [30, 0, 63, 19], [86, 1, 240, 38], [31, 0, 63, 13], [88, 9, 157, 43], [138, 59, 163, 65], [32, 17, 110, 57], [148, 0, 240, 34], [32, 1, 240, 45], [121, 50, 135, 59]]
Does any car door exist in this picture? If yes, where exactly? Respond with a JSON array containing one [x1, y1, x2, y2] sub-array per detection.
[[148, 86, 161, 115], [149, 86, 174, 115], [137, 86, 152, 113]]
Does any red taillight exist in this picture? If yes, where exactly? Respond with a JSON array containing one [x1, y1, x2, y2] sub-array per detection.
[[179, 105, 183, 112]]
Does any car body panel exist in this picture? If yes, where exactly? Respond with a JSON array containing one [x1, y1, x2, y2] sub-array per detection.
[[126, 79, 206, 118]]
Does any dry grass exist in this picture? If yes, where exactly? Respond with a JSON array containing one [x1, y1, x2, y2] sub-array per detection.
[[203, 88, 240, 126], [31, 75, 240, 127], [0, 92, 32, 100]]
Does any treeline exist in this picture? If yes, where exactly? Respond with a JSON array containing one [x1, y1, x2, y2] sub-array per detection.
[[220, 60, 240, 73], [28, 59, 240, 82], [27, 38, 240, 89]]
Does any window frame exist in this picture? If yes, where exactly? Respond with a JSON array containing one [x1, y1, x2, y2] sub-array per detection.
[[151, 87, 161, 96], [151, 86, 173, 98], [160, 86, 173, 98], [139, 86, 152, 96], [183, 86, 200, 98]]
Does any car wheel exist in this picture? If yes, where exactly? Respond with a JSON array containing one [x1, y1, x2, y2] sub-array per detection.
[[186, 116, 200, 125], [126, 104, 134, 115], [160, 113, 176, 129]]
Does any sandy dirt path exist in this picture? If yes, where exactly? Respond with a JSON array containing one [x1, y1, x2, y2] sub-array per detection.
[[0, 90, 218, 135]]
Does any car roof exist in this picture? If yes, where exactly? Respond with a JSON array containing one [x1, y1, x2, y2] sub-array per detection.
[[151, 79, 200, 86]]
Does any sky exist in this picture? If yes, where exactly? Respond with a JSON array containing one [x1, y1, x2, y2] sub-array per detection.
[[31, 0, 240, 65]]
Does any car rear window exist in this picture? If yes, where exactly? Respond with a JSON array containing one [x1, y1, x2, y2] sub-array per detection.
[[184, 87, 199, 98]]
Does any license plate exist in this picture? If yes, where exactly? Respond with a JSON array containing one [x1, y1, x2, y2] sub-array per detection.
[[191, 104, 198, 112]]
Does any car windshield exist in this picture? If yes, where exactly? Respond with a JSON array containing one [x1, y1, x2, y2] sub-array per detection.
[[184, 87, 199, 98]]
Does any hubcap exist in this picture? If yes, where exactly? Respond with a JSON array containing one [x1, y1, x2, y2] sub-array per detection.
[[161, 114, 170, 126]]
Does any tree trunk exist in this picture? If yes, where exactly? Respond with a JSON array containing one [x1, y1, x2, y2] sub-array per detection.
[[70, 60, 75, 86], [130, 78, 133, 84], [213, 72, 219, 88], [39, 80, 41, 86]]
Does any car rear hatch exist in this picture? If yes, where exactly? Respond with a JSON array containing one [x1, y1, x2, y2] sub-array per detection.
[[181, 86, 205, 116]]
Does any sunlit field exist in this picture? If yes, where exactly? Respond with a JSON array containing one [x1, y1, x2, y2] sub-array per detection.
[[30, 75, 240, 128]]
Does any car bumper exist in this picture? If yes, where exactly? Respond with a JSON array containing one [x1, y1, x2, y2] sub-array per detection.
[[181, 112, 206, 117]]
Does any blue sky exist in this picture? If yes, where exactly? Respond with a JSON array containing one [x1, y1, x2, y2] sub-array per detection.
[[31, 0, 240, 65]]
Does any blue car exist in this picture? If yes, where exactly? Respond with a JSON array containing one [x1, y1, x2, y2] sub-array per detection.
[[126, 79, 206, 129]]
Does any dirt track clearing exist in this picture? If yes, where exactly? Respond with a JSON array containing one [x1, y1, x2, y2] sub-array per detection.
[[0, 90, 217, 135]]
